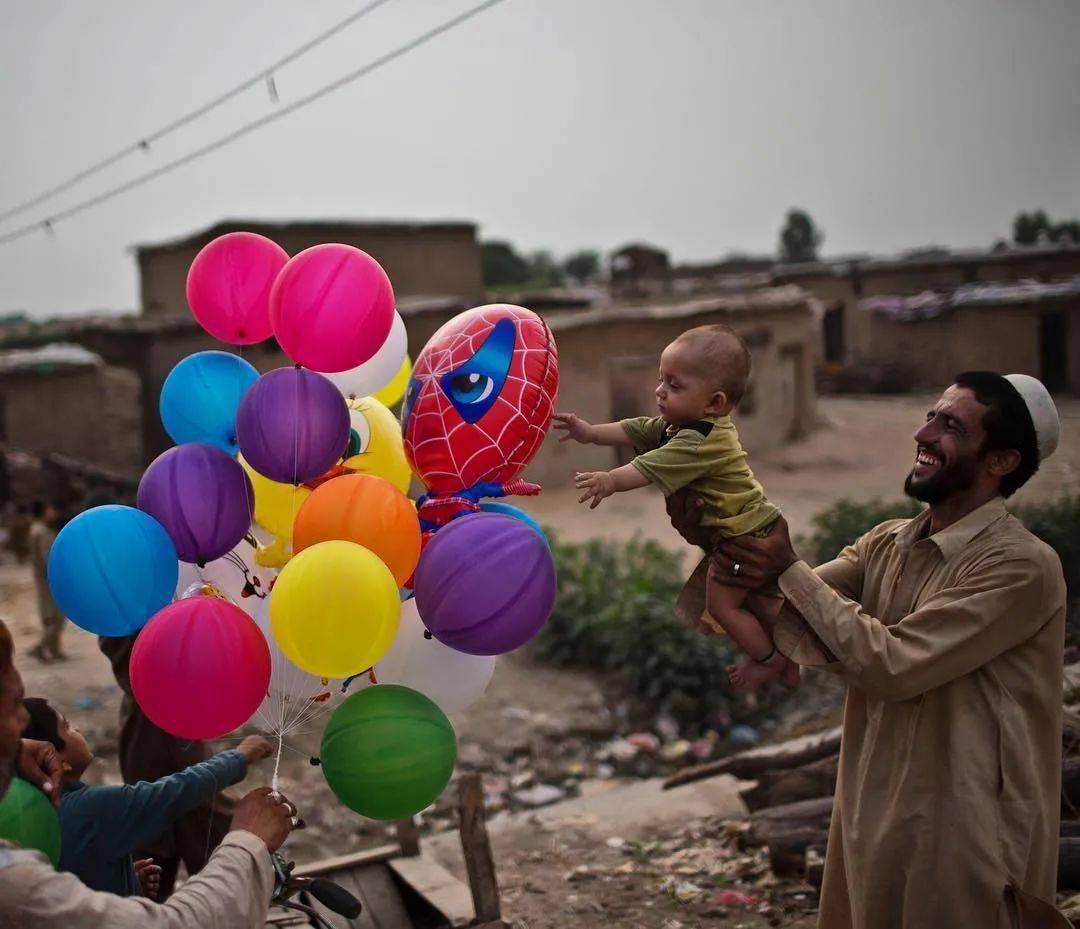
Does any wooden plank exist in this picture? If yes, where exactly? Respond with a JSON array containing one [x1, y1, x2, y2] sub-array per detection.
[[395, 817, 421, 857], [389, 854, 474, 927], [293, 843, 400, 877], [663, 726, 842, 790], [459, 773, 501, 922]]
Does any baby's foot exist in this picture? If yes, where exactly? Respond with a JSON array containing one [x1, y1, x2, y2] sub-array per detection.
[[726, 656, 783, 690]]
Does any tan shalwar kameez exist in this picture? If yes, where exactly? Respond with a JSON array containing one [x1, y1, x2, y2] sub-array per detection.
[[773, 497, 1070, 928]]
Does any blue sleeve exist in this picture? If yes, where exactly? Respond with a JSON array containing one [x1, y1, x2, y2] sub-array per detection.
[[91, 749, 248, 858]]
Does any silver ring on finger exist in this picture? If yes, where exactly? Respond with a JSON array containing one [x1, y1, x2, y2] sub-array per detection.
[[732, 562, 742, 577]]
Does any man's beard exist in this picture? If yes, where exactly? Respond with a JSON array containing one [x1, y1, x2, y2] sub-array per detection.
[[904, 454, 979, 504]]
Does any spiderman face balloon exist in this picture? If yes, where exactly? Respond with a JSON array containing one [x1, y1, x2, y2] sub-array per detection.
[[403, 304, 559, 495]]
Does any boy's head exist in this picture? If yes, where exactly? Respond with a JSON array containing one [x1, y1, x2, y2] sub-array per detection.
[[22, 697, 93, 780], [656, 325, 751, 424]]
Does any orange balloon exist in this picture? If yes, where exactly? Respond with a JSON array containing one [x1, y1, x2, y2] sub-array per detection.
[[293, 474, 421, 585]]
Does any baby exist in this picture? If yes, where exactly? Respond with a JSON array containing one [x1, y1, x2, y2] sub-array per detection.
[[553, 324, 797, 689]]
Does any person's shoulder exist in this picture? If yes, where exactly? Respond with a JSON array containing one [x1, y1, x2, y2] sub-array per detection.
[[989, 513, 1064, 572]]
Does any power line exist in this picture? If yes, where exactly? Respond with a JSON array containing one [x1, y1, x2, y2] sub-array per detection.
[[0, 0, 397, 227], [0, 0, 508, 248]]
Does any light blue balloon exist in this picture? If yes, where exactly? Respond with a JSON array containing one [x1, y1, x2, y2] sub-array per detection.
[[47, 506, 179, 637], [478, 502, 549, 546], [160, 351, 259, 455]]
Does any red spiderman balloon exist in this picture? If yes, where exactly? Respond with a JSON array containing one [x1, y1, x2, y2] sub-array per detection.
[[403, 304, 559, 530]]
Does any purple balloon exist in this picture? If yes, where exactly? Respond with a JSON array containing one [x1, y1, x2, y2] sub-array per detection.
[[414, 513, 556, 656], [235, 367, 350, 485], [137, 444, 254, 564]]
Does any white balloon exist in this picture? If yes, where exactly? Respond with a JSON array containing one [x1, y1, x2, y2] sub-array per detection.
[[373, 599, 495, 715], [175, 535, 270, 619], [325, 312, 408, 400]]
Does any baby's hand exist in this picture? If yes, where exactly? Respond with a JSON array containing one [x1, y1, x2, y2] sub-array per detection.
[[552, 412, 595, 444], [575, 471, 615, 509]]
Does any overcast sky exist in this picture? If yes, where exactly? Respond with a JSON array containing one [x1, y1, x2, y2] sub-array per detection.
[[2, 0, 1078, 318]]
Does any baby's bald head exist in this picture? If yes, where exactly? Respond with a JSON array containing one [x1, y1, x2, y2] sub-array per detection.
[[671, 325, 751, 406]]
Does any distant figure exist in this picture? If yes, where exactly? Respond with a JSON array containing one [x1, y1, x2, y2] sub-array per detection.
[[554, 324, 796, 690], [27, 500, 66, 663], [7, 503, 31, 564]]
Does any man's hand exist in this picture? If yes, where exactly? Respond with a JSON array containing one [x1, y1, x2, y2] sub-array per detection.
[[231, 787, 296, 852], [237, 735, 274, 764], [17, 739, 62, 807], [575, 471, 615, 509], [665, 490, 714, 549], [712, 517, 800, 588], [552, 412, 596, 445], [134, 858, 163, 900]]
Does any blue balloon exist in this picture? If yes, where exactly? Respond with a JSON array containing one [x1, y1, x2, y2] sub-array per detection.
[[478, 502, 549, 546], [160, 351, 259, 455], [47, 506, 179, 637]]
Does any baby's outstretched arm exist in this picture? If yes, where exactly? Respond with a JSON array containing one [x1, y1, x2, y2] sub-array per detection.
[[553, 412, 633, 447], [575, 464, 651, 508]]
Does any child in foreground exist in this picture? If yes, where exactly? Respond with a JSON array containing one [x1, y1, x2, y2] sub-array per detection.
[[21, 697, 272, 897], [553, 324, 797, 689]]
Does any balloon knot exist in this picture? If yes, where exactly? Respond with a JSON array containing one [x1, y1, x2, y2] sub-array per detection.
[[196, 560, 206, 570], [423, 630, 433, 640], [309, 757, 321, 767]]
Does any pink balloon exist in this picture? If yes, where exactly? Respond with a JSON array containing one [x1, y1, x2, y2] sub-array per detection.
[[130, 597, 270, 740], [186, 232, 289, 345], [270, 244, 395, 373]]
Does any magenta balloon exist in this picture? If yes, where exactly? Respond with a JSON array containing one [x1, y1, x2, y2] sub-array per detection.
[[130, 598, 270, 740], [137, 444, 254, 564], [186, 232, 289, 345], [270, 244, 395, 373], [235, 367, 351, 485], [413, 514, 556, 656]]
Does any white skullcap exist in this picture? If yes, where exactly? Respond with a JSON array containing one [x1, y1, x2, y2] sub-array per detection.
[[1004, 373, 1060, 462]]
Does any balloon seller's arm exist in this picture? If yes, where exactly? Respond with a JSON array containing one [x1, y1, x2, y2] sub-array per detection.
[[0, 831, 274, 928], [93, 750, 248, 857]]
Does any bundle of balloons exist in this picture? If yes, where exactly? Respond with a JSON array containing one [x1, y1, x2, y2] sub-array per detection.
[[34, 231, 560, 834]]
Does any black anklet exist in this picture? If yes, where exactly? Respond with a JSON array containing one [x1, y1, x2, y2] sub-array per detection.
[[754, 645, 777, 665]]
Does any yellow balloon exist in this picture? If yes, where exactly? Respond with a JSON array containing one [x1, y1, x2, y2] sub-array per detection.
[[254, 537, 292, 569], [343, 397, 413, 495], [373, 354, 411, 408], [240, 456, 311, 540], [270, 540, 400, 679]]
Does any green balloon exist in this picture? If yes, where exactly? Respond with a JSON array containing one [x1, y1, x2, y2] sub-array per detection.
[[0, 778, 61, 866], [321, 684, 457, 821]]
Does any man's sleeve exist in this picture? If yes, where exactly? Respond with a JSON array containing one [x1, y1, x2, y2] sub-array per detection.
[[778, 548, 1060, 701], [95, 750, 248, 858], [629, 429, 714, 496], [0, 831, 273, 929], [619, 417, 665, 455]]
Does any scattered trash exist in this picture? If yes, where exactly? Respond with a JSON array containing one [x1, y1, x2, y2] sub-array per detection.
[[626, 732, 660, 753], [513, 784, 566, 809], [715, 889, 764, 907], [728, 724, 761, 747]]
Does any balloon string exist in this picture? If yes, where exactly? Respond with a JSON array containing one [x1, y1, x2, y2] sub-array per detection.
[[271, 733, 284, 798]]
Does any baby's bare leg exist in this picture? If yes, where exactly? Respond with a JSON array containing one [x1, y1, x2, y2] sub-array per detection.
[[746, 593, 799, 687], [706, 564, 788, 690]]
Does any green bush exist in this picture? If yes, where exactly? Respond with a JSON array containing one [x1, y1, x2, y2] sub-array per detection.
[[797, 498, 922, 566], [534, 535, 738, 724]]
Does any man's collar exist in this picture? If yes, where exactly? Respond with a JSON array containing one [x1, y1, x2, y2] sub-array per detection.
[[891, 496, 1008, 558]]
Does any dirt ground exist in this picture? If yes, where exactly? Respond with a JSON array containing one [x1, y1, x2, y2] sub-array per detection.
[[6, 392, 1080, 928]]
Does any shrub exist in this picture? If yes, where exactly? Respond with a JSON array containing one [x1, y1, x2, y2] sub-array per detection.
[[797, 498, 922, 566], [534, 535, 738, 724]]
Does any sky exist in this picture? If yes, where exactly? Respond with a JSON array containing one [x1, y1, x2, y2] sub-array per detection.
[[1, 0, 1078, 318]]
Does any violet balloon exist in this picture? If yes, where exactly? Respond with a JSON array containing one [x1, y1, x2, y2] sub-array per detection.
[[130, 597, 270, 740], [235, 367, 351, 485], [413, 513, 556, 656], [137, 444, 254, 564]]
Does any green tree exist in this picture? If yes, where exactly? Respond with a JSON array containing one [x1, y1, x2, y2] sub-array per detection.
[[778, 209, 823, 264], [526, 250, 564, 287], [481, 241, 530, 287], [1013, 210, 1052, 245], [562, 249, 600, 284]]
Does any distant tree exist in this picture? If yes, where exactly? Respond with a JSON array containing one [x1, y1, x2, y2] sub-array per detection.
[[1012, 210, 1080, 246], [1013, 210, 1052, 245], [526, 250, 564, 287], [481, 241, 530, 287], [778, 209, 824, 264], [563, 249, 601, 284]]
